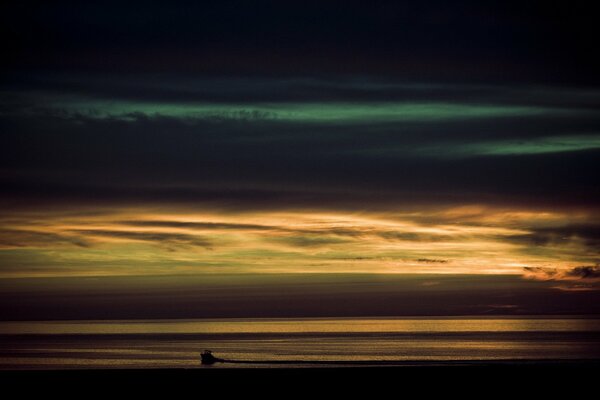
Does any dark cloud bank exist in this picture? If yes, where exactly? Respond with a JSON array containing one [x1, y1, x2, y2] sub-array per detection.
[[1, 0, 599, 214], [1, 89, 599, 213]]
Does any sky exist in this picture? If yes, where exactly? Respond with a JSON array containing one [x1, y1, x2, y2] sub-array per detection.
[[1, 1, 599, 318]]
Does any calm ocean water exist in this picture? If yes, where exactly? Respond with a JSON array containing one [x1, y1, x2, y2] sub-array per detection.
[[1, 317, 599, 369]]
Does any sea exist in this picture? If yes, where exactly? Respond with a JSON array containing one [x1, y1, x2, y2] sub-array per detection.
[[1, 317, 599, 369]]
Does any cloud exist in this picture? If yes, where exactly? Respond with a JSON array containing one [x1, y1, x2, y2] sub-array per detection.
[[0, 229, 90, 248], [522, 267, 560, 280], [269, 235, 351, 248], [2, 80, 600, 214], [70, 229, 213, 249], [508, 224, 600, 247], [118, 220, 277, 231], [117, 219, 469, 245], [118, 220, 372, 239], [0, 206, 595, 277], [6, 74, 600, 109], [378, 231, 455, 242], [523, 266, 600, 291], [566, 266, 600, 279], [551, 284, 598, 292]]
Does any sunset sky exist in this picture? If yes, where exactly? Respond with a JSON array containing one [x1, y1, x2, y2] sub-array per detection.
[[1, 1, 599, 318]]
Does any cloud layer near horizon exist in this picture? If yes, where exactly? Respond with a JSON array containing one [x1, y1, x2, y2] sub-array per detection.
[[0, 206, 598, 280]]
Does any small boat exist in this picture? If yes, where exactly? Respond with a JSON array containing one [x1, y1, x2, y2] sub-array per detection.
[[201, 350, 223, 365]]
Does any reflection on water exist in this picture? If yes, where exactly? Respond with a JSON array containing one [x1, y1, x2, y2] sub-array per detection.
[[2, 317, 600, 335], [1, 318, 599, 369]]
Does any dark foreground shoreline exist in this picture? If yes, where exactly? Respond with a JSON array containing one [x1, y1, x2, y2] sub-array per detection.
[[3, 358, 599, 370], [3, 360, 598, 396]]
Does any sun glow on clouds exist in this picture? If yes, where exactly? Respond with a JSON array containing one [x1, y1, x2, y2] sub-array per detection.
[[0, 206, 595, 278]]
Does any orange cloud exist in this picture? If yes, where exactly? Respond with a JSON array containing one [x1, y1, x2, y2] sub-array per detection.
[[0, 205, 598, 278]]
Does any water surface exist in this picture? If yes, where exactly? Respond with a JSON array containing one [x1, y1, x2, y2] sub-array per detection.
[[1, 317, 599, 369]]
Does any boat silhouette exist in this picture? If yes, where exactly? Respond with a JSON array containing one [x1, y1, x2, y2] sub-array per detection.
[[201, 350, 224, 365]]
